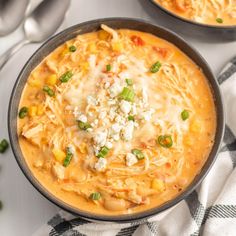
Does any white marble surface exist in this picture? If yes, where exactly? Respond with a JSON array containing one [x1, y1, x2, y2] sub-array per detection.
[[0, 0, 235, 235]]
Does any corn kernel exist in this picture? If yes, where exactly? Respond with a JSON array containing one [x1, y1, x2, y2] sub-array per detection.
[[87, 43, 97, 53], [28, 106, 38, 117], [28, 78, 41, 88], [37, 105, 44, 116], [184, 136, 193, 146], [112, 41, 123, 52], [52, 149, 66, 163], [46, 74, 57, 86], [80, 62, 89, 72], [151, 179, 165, 192], [61, 48, 69, 57], [190, 120, 201, 132], [98, 30, 110, 40], [78, 142, 87, 154]]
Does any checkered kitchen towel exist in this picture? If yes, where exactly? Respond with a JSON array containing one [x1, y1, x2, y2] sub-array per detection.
[[34, 57, 236, 236]]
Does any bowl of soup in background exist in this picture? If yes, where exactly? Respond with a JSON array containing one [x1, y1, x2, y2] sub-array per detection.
[[8, 18, 224, 222], [149, 0, 236, 42]]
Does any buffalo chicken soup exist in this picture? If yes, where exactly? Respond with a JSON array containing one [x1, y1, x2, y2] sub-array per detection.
[[18, 25, 216, 215], [155, 0, 236, 26]]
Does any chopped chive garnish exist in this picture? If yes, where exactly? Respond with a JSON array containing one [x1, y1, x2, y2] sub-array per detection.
[[150, 61, 162, 73], [216, 18, 223, 24], [19, 106, 28, 119], [97, 146, 109, 158], [125, 79, 133, 86], [106, 64, 111, 72], [63, 147, 73, 167], [0, 139, 9, 153], [90, 192, 101, 200], [119, 87, 135, 102], [128, 115, 135, 121], [59, 71, 73, 83], [157, 135, 173, 148], [78, 121, 92, 131], [69, 45, 77, 52], [43, 86, 55, 97], [131, 149, 145, 160], [181, 110, 189, 121]]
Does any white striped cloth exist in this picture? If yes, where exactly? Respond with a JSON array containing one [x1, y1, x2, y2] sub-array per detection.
[[34, 57, 236, 236]]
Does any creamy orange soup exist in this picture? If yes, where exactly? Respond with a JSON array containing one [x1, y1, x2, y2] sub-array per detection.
[[18, 25, 216, 215], [155, 0, 236, 26]]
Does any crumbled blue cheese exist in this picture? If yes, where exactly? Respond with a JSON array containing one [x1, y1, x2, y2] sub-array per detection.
[[109, 81, 123, 98], [141, 109, 155, 121], [99, 110, 107, 119], [119, 71, 130, 80], [126, 153, 138, 166], [109, 123, 122, 141], [87, 95, 98, 106], [104, 82, 111, 89], [78, 114, 87, 123], [87, 128, 93, 132], [111, 123, 122, 134], [115, 115, 126, 125], [94, 158, 107, 171], [67, 144, 76, 154], [72, 106, 80, 117], [120, 100, 131, 114], [109, 107, 117, 120], [112, 134, 120, 141], [122, 121, 134, 141], [106, 141, 113, 149], [93, 130, 107, 147], [108, 99, 117, 105], [131, 104, 137, 115]]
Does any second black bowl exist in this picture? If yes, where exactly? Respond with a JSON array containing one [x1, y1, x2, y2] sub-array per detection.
[[149, 0, 236, 42]]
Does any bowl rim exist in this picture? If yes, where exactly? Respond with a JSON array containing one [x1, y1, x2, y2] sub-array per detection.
[[149, 0, 236, 30], [8, 17, 225, 222]]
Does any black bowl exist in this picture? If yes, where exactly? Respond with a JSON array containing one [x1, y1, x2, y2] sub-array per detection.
[[148, 0, 236, 42], [8, 18, 225, 222]]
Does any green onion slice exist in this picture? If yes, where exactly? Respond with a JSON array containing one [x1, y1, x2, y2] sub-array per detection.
[[128, 115, 135, 121], [69, 45, 77, 52], [216, 18, 223, 23], [157, 135, 173, 148], [43, 86, 55, 97], [0, 139, 9, 154], [125, 79, 133, 86], [181, 110, 189, 121], [78, 121, 92, 131], [90, 192, 101, 200], [150, 61, 162, 73], [18, 106, 28, 119], [119, 87, 135, 102], [131, 149, 145, 160], [97, 146, 109, 158], [106, 64, 111, 72], [63, 147, 73, 167], [59, 71, 73, 83], [0, 200, 2, 210]]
